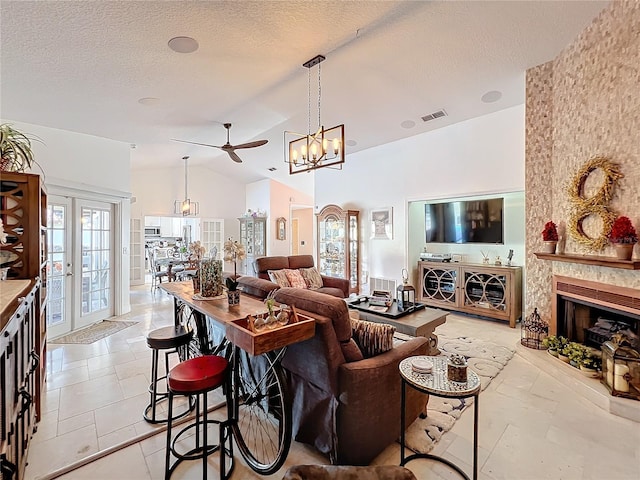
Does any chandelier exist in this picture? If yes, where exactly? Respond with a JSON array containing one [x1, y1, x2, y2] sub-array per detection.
[[284, 54, 345, 175], [174, 156, 199, 216]]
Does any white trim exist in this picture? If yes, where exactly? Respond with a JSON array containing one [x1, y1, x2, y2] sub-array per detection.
[[46, 177, 131, 200]]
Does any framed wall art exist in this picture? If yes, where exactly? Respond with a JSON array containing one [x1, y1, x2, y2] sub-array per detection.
[[276, 217, 287, 241], [371, 207, 393, 240]]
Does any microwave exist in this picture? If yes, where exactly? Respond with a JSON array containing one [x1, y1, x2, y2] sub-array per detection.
[[145, 226, 161, 237]]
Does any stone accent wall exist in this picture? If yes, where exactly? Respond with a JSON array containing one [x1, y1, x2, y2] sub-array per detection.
[[525, 0, 640, 323]]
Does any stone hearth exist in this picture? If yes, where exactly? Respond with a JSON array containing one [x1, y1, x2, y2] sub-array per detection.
[[516, 343, 640, 423]]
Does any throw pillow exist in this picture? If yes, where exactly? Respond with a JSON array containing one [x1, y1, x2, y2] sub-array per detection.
[[284, 268, 307, 289], [340, 338, 364, 362], [351, 318, 396, 358], [268, 269, 291, 288], [299, 267, 323, 289]]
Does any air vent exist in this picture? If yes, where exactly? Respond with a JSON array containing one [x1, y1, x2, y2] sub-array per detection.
[[421, 109, 448, 122], [268, 167, 277, 172]]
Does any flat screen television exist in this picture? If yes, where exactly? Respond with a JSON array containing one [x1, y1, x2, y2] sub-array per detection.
[[425, 198, 504, 244]]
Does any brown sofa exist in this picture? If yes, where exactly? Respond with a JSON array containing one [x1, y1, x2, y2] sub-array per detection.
[[242, 255, 350, 298], [265, 287, 430, 466]]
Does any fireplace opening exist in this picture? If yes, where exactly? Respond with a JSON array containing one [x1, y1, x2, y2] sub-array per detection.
[[556, 296, 640, 349]]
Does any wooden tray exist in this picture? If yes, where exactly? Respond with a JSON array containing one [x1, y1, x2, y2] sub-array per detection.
[[226, 311, 316, 356]]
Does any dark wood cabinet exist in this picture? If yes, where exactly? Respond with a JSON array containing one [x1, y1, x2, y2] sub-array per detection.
[[1, 279, 41, 480], [316, 205, 360, 295], [1, 172, 47, 480]]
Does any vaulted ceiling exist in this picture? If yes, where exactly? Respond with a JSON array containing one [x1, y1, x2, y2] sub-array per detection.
[[1, 1, 608, 192]]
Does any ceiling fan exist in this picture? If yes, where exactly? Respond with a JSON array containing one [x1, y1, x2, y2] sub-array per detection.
[[172, 123, 268, 163]]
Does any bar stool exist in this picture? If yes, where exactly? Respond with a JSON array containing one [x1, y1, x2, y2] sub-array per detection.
[[144, 325, 195, 423], [165, 355, 234, 480]]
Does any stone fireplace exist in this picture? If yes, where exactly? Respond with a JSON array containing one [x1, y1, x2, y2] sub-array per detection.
[[552, 276, 640, 348]]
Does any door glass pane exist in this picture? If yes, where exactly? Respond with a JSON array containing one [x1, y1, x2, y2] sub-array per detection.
[[47, 203, 67, 328], [81, 206, 111, 316]]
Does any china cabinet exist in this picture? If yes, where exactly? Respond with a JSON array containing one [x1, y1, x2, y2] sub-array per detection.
[[316, 205, 360, 294], [418, 261, 522, 327], [238, 216, 266, 275]]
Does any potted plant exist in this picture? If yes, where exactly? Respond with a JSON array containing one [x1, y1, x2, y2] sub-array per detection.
[[557, 336, 571, 362], [223, 238, 246, 305], [0, 124, 37, 172], [580, 353, 602, 378], [608, 216, 637, 261], [542, 335, 560, 357], [567, 342, 587, 368], [541, 221, 559, 254]]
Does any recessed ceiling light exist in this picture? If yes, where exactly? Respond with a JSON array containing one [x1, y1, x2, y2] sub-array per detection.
[[401, 120, 416, 129], [168, 36, 199, 53], [481, 90, 502, 103], [138, 97, 160, 106], [346, 140, 357, 147]]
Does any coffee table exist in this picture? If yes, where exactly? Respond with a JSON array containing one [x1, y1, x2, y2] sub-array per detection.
[[346, 299, 447, 354]]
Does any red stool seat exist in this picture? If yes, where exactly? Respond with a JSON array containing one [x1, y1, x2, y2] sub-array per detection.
[[168, 355, 228, 395], [165, 354, 234, 479]]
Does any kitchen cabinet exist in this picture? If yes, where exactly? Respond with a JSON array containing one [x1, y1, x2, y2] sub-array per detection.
[[316, 205, 360, 294]]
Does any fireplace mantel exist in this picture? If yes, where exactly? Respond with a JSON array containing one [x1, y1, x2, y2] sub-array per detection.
[[535, 252, 640, 270]]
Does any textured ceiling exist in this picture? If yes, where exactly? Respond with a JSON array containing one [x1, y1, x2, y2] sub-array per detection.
[[1, 1, 609, 192]]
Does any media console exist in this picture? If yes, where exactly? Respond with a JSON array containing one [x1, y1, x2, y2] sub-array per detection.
[[417, 260, 522, 328]]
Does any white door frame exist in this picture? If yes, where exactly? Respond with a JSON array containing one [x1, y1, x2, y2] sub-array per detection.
[[47, 180, 130, 327]]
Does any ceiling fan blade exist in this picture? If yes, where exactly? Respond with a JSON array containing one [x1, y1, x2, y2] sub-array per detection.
[[231, 139, 269, 150], [227, 150, 243, 163], [172, 139, 223, 149]]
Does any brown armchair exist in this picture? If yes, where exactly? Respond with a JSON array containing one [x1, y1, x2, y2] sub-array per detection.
[[274, 288, 429, 466]]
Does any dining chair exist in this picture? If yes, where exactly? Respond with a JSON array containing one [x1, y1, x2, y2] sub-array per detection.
[[150, 249, 169, 290]]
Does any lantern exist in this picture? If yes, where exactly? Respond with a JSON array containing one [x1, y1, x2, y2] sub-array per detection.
[[601, 335, 640, 400], [396, 268, 416, 311], [520, 308, 548, 349]]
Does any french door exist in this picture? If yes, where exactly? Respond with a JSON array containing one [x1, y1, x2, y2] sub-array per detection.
[[77, 200, 114, 328], [46, 197, 115, 337], [47, 196, 73, 338]]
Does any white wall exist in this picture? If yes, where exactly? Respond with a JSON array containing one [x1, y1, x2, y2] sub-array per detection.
[[313, 105, 526, 290], [292, 207, 314, 255], [2, 119, 132, 314], [130, 164, 247, 243]]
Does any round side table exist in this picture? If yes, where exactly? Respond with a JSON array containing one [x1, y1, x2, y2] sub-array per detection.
[[399, 355, 481, 480]]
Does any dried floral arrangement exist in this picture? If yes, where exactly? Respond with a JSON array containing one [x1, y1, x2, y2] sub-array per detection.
[[541, 221, 558, 242], [567, 156, 622, 251], [608, 216, 638, 244]]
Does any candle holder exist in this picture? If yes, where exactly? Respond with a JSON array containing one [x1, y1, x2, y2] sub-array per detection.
[[601, 334, 640, 401]]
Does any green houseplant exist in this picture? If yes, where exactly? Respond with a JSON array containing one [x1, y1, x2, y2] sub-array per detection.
[[0, 124, 37, 172], [542, 335, 560, 356]]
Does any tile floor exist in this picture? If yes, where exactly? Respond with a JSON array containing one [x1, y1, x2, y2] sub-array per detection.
[[24, 285, 640, 480]]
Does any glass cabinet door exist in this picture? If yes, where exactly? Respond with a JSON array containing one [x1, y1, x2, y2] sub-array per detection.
[[348, 213, 358, 290], [318, 214, 345, 278], [316, 205, 360, 294], [254, 218, 265, 256]]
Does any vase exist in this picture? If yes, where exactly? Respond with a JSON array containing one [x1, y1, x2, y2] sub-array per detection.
[[614, 243, 634, 261], [558, 353, 570, 363], [227, 290, 240, 306], [199, 259, 223, 297], [542, 241, 557, 254], [547, 349, 558, 357], [447, 362, 468, 382]]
